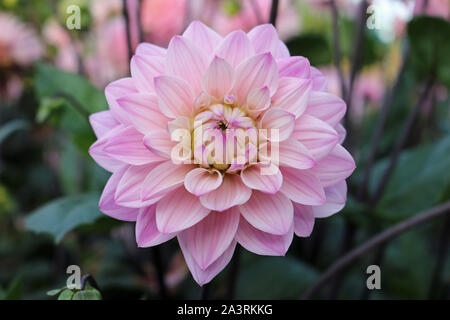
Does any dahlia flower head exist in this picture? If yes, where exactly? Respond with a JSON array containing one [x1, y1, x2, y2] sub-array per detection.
[[89, 21, 355, 285]]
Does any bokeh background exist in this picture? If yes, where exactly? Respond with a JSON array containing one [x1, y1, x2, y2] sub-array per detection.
[[0, 0, 449, 300]]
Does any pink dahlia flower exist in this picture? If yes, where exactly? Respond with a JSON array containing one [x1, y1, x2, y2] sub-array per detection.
[[89, 21, 355, 285]]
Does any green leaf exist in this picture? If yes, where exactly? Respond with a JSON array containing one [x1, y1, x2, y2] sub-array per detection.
[[1, 275, 23, 300], [47, 288, 64, 296], [57, 289, 75, 300], [236, 256, 318, 299], [24, 193, 103, 243], [286, 34, 331, 66], [72, 287, 102, 300], [370, 135, 450, 221], [0, 119, 29, 144], [407, 16, 450, 87]]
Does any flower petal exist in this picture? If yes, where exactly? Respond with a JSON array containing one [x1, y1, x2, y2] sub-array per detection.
[[310, 66, 328, 91], [272, 77, 312, 118], [292, 114, 339, 160], [99, 166, 139, 221], [143, 130, 176, 159], [277, 56, 311, 79], [248, 24, 289, 59], [103, 126, 164, 165], [89, 110, 119, 138], [293, 203, 315, 237], [166, 35, 208, 94], [179, 238, 236, 286], [117, 93, 169, 135], [202, 56, 233, 100], [235, 217, 293, 256], [130, 54, 165, 92], [280, 167, 326, 206], [135, 42, 166, 57], [136, 205, 176, 247], [240, 163, 283, 194], [184, 168, 223, 197], [246, 86, 270, 118], [278, 139, 316, 169], [154, 75, 194, 119], [200, 174, 252, 212], [310, 144, 355, 187], [239, 191, 293, 235], [141, 161, 194, 202], [305, 91, 346, 127], [231, 52, 278, 104], [259, 107, 295, 142], [183, 21, 222, 57], [313, 181, 347, 218], [105, 78, 138, 125], [156, 188, 210, 233], [215, 30, 254, 68], [178, 207, 239, 269], [89, 125, 127, 172]]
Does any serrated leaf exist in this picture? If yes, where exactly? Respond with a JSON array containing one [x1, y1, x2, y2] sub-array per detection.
[[24, 193, 103, 243]]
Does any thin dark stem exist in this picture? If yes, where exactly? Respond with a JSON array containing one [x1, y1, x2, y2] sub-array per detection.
[[151, 246, 167, 299], [201, 284, 210, 300], [370, 78, 435, 206], [428, 214, 450, 299], [122, 0, 133, 62], [358, 48, 410, 201], [54, 92, 90, 120], [300, 201, 450, 299], [137, 0, 144, 43], [329, 0, 347, 99], [269, 0, 279, 27], [226, 245, 241, 299]]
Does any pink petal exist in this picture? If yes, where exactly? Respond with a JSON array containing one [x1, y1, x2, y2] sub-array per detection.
[[154, 75, 194, 119], [143, 130, 176, 159], [115, 163, 162, 208], [99, 166, 139, 221], [272, 77, 312, 118], [280, 167, 326, 206], [202, 56, 233, 100], [130, 54, 165, 92], [166, 36, 208, 94], [178, 208, 239, 269], [231, 52, 278, 104], [278, 139, 316, 169], [277, 57, 311, 79], [259, 107, 295, 142], [117, 93, 169, 135], [239, 191, 293, 235], [105, 78, 138, 125], [313, 181, 347, 218], [135, 43, 166, 57], [184, 168, 223, 197], [179, 238, 236, 286], [247, 24, 289, 59], [103, 126, 164, 165], [141, 161, 194, 202], [200, 174, 252, 212], [305, 91, 346, 127], [235, 217, 293, 256], [182, 21, 222, 56], [89, 125, 126, 172], [310, 66, 328, 91], [335, 123, 346, 144], [246, 86, 270, 118], [136, 205, 176, 247], [311, 144, 356, 187], [215, 30, 254, 68], [89, 110, 119, 138], [240, 163, 283, 194], [293, 203, 315, 237], [292, 114, 339, 160], [156, 188, 210, 233]]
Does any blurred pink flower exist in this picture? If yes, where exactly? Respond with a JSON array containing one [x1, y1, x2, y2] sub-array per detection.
[[43, 19, 78, 72], [414, 0, 450, 19], [89, 21, 354, 285]]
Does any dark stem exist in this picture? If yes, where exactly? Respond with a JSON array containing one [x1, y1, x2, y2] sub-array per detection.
[[122, 0, 133, 62], [54, 92, 90, 120], [269, 0, 279, 27], [226, 245, 241, 299], [151, 246, 167, 299], [329, 0, 347, 99], [370, 78, 434, 206], [358, 48, 410, 201], [300, 201, 450, 299], [428, 214, 450, 299], [137, 0, 144, 43], [201, 284, 210, 300]]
